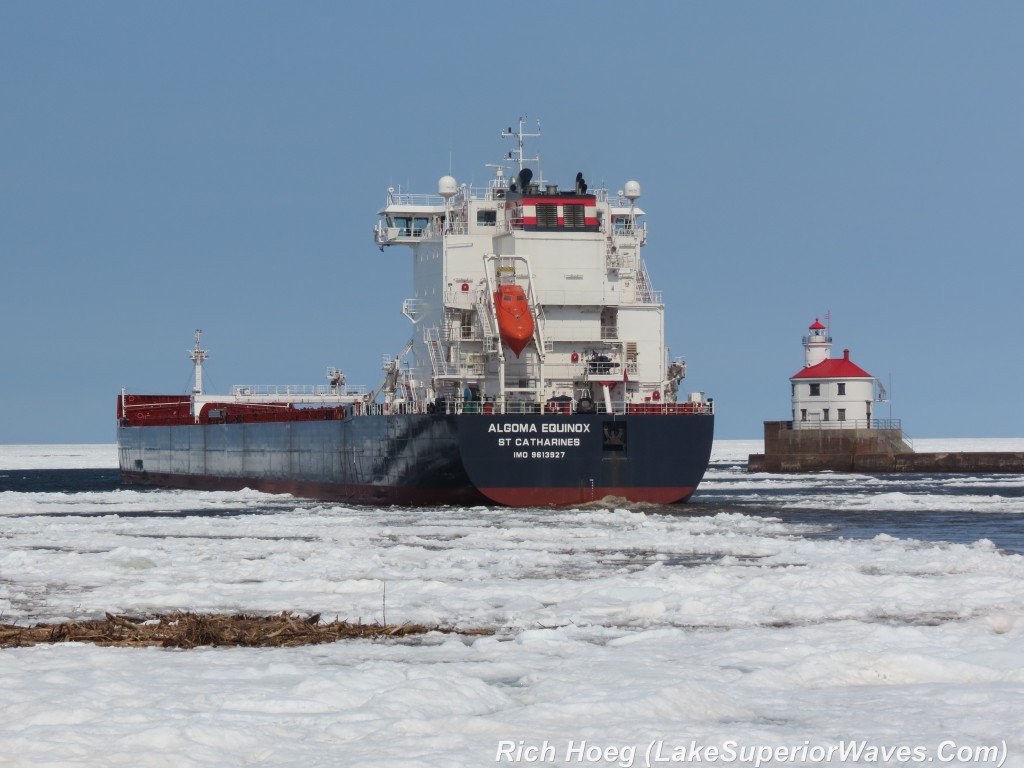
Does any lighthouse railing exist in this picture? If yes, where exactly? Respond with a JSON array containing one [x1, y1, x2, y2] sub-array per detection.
[[790, 418, 902, 431]]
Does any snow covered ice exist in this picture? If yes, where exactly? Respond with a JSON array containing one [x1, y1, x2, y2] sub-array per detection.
[[1, 441, 1022, 766]]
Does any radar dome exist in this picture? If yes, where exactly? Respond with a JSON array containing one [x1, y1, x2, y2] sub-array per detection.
[[623, 180, 641, 201], [438, 176, 458, 198]]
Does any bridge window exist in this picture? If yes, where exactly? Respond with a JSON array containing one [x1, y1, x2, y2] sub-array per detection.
[[477, 209, 497, 226]]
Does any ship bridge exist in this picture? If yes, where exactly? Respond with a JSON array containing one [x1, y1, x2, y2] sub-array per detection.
[[374, 190, 447, 246]]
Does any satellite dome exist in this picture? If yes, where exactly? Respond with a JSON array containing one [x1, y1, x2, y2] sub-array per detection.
[[438, 175, 458, 198], [623, 180, 641, 201]]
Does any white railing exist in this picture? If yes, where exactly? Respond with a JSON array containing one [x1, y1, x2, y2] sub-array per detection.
[[384, 183, 615, 208], [375, 220, 443, 244], [384, 191, 445, 207], [340, 393, 714, 418], [402, 299, 423, 323], [231, 384, 368, 397], [791, 418, 903, 432]]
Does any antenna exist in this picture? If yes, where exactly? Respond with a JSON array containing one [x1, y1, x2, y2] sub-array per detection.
[[189, 328, 208, 395], [501, 116, 541, 176], [484, 162, 507, 192]]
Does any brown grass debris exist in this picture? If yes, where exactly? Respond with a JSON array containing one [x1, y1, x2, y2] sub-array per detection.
[[0, 611, 491, 650]]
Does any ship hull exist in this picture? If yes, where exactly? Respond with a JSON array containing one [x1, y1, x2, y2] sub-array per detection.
[[118, 412, 714, 507]]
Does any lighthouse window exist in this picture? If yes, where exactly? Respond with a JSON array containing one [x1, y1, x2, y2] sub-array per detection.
[[838, 409, 846, 421], [823, 409, 830, 422], [809, 383, 820, 397], [837, 383, 846, 396]]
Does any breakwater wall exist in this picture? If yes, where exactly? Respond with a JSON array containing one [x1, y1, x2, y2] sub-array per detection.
[[748, 421, 1024, 473], [748, 451, 1024, 473]]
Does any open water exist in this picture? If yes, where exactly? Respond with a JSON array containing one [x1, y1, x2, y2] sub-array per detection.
[[3, 444, 1022, 554]]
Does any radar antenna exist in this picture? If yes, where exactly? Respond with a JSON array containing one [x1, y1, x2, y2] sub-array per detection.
[[484, 162, 507, 192]]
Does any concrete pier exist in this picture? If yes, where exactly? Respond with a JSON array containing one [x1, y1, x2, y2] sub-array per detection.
[[748, 421, 1024, 473]]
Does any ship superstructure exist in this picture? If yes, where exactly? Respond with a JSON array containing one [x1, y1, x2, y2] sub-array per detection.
[[374, 118, 699, 418]]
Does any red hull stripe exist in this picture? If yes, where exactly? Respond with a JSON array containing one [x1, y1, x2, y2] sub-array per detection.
[[476, 486, 696, 506], [120, 473, 695, 508]]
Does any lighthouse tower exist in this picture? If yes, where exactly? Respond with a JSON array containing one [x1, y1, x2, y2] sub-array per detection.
[[791, 319, 876, 428], [803, 318, 831, 367]]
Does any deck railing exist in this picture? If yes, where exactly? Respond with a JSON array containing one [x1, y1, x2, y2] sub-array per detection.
[[231, 384, 369, 397]]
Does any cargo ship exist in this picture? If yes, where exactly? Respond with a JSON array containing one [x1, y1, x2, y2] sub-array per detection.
[[117, 119, 714, 506]]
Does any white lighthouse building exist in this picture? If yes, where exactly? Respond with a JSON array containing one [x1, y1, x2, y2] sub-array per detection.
[[791, 318, 877, 428]]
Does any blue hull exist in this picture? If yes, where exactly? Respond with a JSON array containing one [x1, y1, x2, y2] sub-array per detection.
[[118, 412, 714, 507]]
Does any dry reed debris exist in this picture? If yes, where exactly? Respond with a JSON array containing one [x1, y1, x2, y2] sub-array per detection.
[[0, 611, 491, 649]]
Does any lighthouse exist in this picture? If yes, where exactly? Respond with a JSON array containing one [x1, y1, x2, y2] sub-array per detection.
[[748, 317, 1023, 473], [791, 318, 876, 427]]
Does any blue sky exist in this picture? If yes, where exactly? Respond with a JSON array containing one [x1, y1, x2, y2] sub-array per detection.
[[3, 2, 1022, 443]]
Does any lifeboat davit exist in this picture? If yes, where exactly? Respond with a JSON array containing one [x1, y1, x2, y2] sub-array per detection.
[[493, 285, 534, 357]]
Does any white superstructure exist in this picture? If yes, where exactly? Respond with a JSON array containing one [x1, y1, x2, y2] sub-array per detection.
[[373, 118, 700, 416]]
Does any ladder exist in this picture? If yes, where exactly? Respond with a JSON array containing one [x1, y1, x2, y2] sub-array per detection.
[[425, 327, 457, 377], [477, 298, 497, 352], [636, 258, 655, 304]]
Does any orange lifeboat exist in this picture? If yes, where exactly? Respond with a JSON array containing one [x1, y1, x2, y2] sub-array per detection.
[[493, 285, 534, 357]]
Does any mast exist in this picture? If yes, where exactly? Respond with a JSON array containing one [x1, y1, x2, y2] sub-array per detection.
[[501, 117, 541, 175], [189, 329, 208, 395]]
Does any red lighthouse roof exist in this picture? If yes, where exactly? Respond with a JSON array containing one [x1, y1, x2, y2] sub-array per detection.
[[808, 318, 826, 330], [792, 349, 872, 380]]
